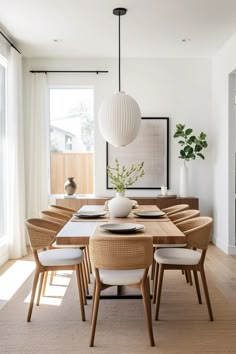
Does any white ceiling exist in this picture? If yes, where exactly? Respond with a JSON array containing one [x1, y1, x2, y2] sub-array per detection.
[[1, 0, 236, 58]]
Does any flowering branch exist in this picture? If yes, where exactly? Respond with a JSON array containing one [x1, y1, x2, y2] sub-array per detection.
[[107, 158, 145, 193]]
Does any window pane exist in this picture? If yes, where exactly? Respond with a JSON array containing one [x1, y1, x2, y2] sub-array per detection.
[[49, 88, 94, 195], [0, 63, 6, 238]]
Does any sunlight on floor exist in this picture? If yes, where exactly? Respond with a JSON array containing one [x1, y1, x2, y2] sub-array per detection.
[[0, 260, 35, 302], [0, 259, 74, 308], [24, 271, 73, 306]]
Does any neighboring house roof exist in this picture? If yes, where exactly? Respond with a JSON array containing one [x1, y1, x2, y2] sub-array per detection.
[[50, 125, 76, 137]]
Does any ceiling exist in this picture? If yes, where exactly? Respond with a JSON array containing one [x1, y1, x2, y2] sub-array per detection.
[[1, 0, 236, 58]]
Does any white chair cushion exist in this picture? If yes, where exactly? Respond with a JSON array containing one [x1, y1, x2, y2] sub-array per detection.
[[51, 241, 85, 249], [39, 248, 84, 266], [154, 243, 187, 248], [99, 269, 144, 286], [154, 248, 201, 265]]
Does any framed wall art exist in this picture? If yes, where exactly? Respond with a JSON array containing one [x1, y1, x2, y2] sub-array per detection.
[[106, 117, 169, 190]]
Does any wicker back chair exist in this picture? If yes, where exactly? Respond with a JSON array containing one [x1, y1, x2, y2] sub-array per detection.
[[152, 209, 200, 304], [162, 204, 189, 216], [154, 216, 213, 321], [89, 236, 155, 347], [177, 216, 213, 251], [41, 210, 90, 304], [169, 209, 200, 224], [25, 218, 85, 323], [48, 204, 76, 217], [40, 210, 69, 226]]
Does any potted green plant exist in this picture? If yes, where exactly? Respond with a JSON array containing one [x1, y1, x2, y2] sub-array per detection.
[[173, 124, 208, 197], [107, 159, 144, 217]]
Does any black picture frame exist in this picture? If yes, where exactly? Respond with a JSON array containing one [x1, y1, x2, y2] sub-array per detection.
[[106, 117, 169, 190]]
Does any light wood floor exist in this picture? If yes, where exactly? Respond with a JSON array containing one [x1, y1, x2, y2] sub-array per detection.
[[0, 243, 236, 353]]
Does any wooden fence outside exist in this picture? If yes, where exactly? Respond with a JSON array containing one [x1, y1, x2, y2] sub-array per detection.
[[50, 152, 94, 194]]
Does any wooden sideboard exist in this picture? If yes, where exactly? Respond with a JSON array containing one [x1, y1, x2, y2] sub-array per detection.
[[55, 195, 199, 210]]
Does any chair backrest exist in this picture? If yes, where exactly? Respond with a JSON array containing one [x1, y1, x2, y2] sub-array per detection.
[[48, 205, 76, 216], [162, 204, 189, 216], [90, 236, 153, 270], [25, 218, 62, 251], [176, 216, 213, 250], [169, 209, 200, 224], [41, 210, 69, 225]]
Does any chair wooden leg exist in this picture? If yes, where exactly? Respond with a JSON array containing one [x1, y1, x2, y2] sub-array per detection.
[[89, 282, 101, 347], [141, 277, 155, 346], [152, 261, 159, 304], [151, 247, 156, 280], [83, 251, 90, 286], [49, 271, 55, 285], [193, 270, 202, 304], [75, 264, 85, 321], [200, 267, 214, 321], [82, 260, 89, 296], [155, 264, 164, 321], [84, 247, 91, 283], [42, 270, 48, 297], [87, 246, 92, 274], [36, 272, 44, 306], [188, 270, 193, 286], [185, 270, 189, 283], [79, 263, 87, 305], [91, 279, 97, 321], [27, 269, 40, 322]]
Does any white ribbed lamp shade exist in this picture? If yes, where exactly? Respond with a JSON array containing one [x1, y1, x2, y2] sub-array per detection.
[[98, 91, 141, 147]]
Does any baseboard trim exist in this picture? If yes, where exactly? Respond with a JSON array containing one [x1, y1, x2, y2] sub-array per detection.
[[212, 237, 236, 255]]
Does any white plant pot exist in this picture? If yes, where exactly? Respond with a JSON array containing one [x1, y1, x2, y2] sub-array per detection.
[[108, 192, 132, 218], [179, 162, 189, 197]]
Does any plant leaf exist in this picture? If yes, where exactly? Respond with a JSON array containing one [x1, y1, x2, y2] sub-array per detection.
[[178, 140, 185, 145], [195, 144, 202, 152], [184, 146, 193, 154], [197, 153, 205, 159], [199, 132, 207, 140], [185, 128, 193, 135]]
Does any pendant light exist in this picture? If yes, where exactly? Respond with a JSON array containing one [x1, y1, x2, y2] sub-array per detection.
[[98, 8, 141, 147]]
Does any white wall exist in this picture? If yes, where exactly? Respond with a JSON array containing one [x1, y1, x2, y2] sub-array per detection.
[[212, 32, 236, 254], [23, 57, 212, 215]]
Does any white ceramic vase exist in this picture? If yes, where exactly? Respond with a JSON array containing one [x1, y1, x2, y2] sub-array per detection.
[[179, 161, 189, 197], [108, 192, 132, 218]]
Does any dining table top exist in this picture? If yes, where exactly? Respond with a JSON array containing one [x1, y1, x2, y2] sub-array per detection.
[[55, 204, 186, 246]]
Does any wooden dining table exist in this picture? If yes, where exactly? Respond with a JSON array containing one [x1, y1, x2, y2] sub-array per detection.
[[56, 204, 185, 246], [56, 204, 185, 299]]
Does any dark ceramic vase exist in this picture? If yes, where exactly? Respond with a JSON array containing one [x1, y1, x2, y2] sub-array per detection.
[[64, 177, 77, 195]]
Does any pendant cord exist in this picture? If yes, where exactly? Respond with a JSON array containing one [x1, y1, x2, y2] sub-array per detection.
[[113, 7, 126, 92], [118, 13, 121, 92]]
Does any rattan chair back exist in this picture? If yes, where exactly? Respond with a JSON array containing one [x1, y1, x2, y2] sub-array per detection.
[[169, 209, 200, 224], [48, 205, 76, 216], [90, 236, 153, 270], [25, 218, 62, 251], [41, 210, 69, 225], [176, 216, 213, 250], [162, 204, 189, 216]]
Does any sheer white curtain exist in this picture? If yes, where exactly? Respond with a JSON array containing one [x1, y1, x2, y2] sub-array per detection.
[[6, 47, 27, 258], [26, 72, 49, 219]]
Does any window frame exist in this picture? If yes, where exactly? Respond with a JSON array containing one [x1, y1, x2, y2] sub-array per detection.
[[48, 85, 95, 195]]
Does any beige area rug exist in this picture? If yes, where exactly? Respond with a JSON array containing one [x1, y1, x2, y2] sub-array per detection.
[[0, 267, 236, 354]]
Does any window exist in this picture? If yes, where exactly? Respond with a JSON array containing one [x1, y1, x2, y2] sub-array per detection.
[[49, 88, 94, 195], [65, 134, 72, 151], [0, 57, 6, 241]]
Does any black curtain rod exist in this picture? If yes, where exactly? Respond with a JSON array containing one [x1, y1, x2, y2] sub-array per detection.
[[30, 70, 108, 74], [0, 30, 21, 55]]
